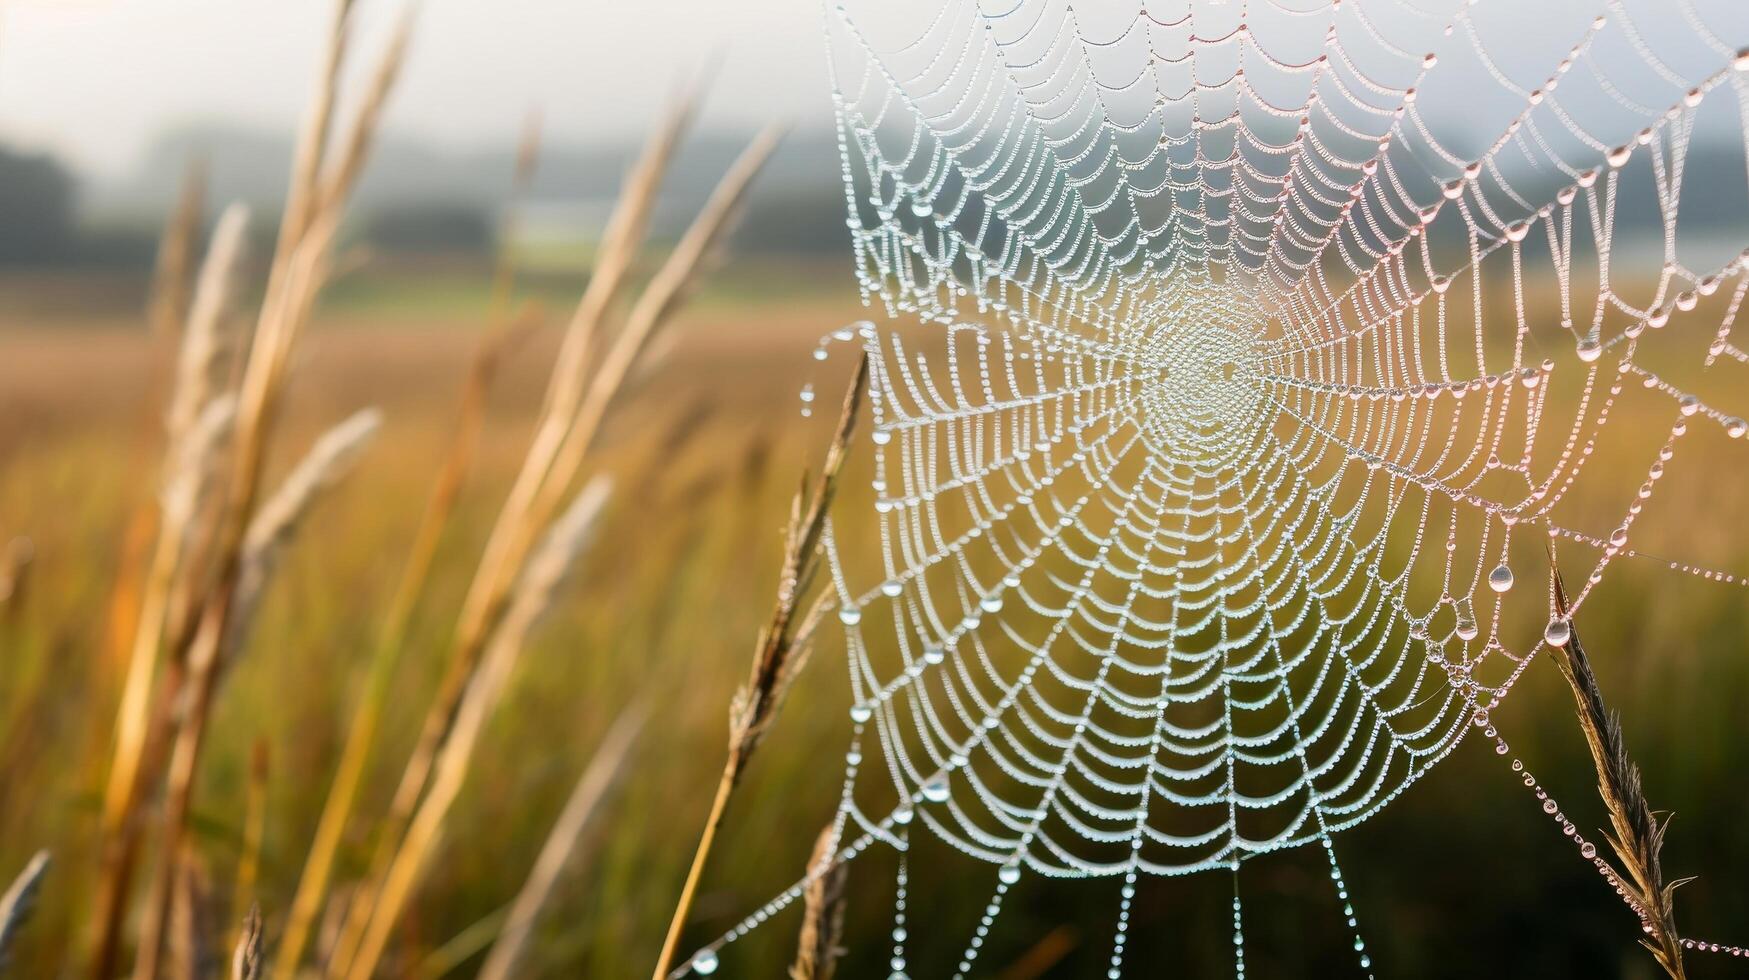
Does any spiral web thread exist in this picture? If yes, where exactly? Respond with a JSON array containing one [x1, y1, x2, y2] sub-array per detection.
[[678, 0, 1749, 975]]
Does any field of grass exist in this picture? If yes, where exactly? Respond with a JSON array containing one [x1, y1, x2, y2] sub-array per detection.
[[2, 252, 1748, 979]]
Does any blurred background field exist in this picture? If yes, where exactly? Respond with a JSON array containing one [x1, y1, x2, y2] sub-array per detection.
[[3, 250, 1748, 978], [2, 1, 1749, 978]]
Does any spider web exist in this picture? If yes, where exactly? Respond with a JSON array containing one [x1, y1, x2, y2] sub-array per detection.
[[681, 0, 1749, 975]]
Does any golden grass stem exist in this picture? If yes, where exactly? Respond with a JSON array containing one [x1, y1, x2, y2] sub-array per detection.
[[329, 98, 778, 980], [343, 479, 613, 980], [90, 201, 248, 980], [118, 7, 412, 975], [133, 410, 382, 980], [273, 112, 545, 972], [653, 767, 735, 980], [320, 104, 699, 973], [651, 354, 867, 980], [477, 704, 647, 980], [1546, 548, 1689, 979]]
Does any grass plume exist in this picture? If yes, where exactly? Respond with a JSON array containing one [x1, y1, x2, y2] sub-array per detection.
[[789, 826, 848, 980], [230, 904, 262, 980], [1547, 544, 1689, 979], [651, 352, 867, 980], [89, 4, 415, 976]]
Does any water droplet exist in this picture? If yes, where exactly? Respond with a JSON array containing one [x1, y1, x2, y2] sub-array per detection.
[[1576, 337, 1602, 362], [893, 806, 914, 825], [1488, 564, 1515, 593], [998, 863, 1022, 885], [1456, 619, 1479, 641], [839, 606, 863, 626], [1581, 841, 1597, 859], [921, 777, 950, 803], [1726, 417, 1747, 439], [980, 594, 1004, 613], [691, 950, 720, 975], [849, 703, 872, 723], [1545, 618, 1572, 647], [881, 579, 903, 597]]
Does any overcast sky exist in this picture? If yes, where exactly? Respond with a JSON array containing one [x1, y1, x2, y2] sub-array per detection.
[[0, 0, 833, 178]]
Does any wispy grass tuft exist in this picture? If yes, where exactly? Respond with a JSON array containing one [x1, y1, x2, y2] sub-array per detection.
[[1547, 544, 1689, 979], [652, 352, 867, 980], [789, 826, 848, 980], [230, 904, 262, 980]]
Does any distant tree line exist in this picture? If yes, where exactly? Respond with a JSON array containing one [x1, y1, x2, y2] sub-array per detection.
[[0, 137, 853, 270]]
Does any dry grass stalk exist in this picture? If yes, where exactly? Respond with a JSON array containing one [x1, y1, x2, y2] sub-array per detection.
[[133, 408, 381, 980], [1547, 546, 1689, 979], [167, 205, 250, 443], [0, 851, 49, 969], [320, 99, 696, 968], [328, 106, 779, 980], [651, 353, 868, 980], [274, 113, 547, 973], [102, 159, 207, 682], [106, 5, 415, 977], [91, 208, 249, 980], [477, 705, 648, 980], [102, 202, 248, 850], [343, 478, 614, 980], [230, 904, 262, 980], [789, 826, 849, 980], [148, 163, 207, 345]]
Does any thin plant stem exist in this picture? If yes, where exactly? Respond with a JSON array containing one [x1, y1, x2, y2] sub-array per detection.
[[273, 122, 546, 971]]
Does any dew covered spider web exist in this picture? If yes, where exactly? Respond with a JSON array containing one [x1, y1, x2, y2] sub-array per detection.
[[679, 0, 1749, 975]]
